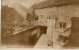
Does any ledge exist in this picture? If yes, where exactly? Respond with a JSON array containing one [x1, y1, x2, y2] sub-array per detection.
[[13, 26, 38, 35], [55, 27, 71, 32], [2, 25, 40, 37]]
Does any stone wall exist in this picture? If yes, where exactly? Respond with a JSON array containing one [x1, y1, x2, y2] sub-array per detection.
[[35, 7, 57, 20], [34, 4, 79, 28], [57, 4, 79, 28]]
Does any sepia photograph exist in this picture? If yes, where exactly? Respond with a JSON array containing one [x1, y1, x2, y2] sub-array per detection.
[[1, 0, 79, 49]]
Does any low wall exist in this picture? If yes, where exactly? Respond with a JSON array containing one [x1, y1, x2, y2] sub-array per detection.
[[1, 26, 46, 47]]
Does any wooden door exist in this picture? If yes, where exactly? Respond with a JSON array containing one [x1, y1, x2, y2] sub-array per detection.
[[70, 17, 79, 47]]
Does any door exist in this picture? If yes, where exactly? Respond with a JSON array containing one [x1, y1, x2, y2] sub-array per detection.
[[70, 17, 79, 47]]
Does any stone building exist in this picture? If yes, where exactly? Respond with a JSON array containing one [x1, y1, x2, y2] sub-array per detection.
[[32, 0, 79, 48]]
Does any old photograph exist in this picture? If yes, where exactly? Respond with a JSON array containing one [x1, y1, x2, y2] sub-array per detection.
[[1, 0, 79, 49]]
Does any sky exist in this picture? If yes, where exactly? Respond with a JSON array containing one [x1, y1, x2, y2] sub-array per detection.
[[2, 0, 46, 8]]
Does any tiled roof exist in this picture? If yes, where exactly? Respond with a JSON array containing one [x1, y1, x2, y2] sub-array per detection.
[[32, 0, 79, 9]]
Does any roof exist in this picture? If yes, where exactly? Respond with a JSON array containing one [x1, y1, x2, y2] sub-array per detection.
[[31, 0, 79, 9]]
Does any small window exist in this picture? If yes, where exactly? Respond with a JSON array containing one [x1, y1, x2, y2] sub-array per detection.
[[59, 22, 66, 28]]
